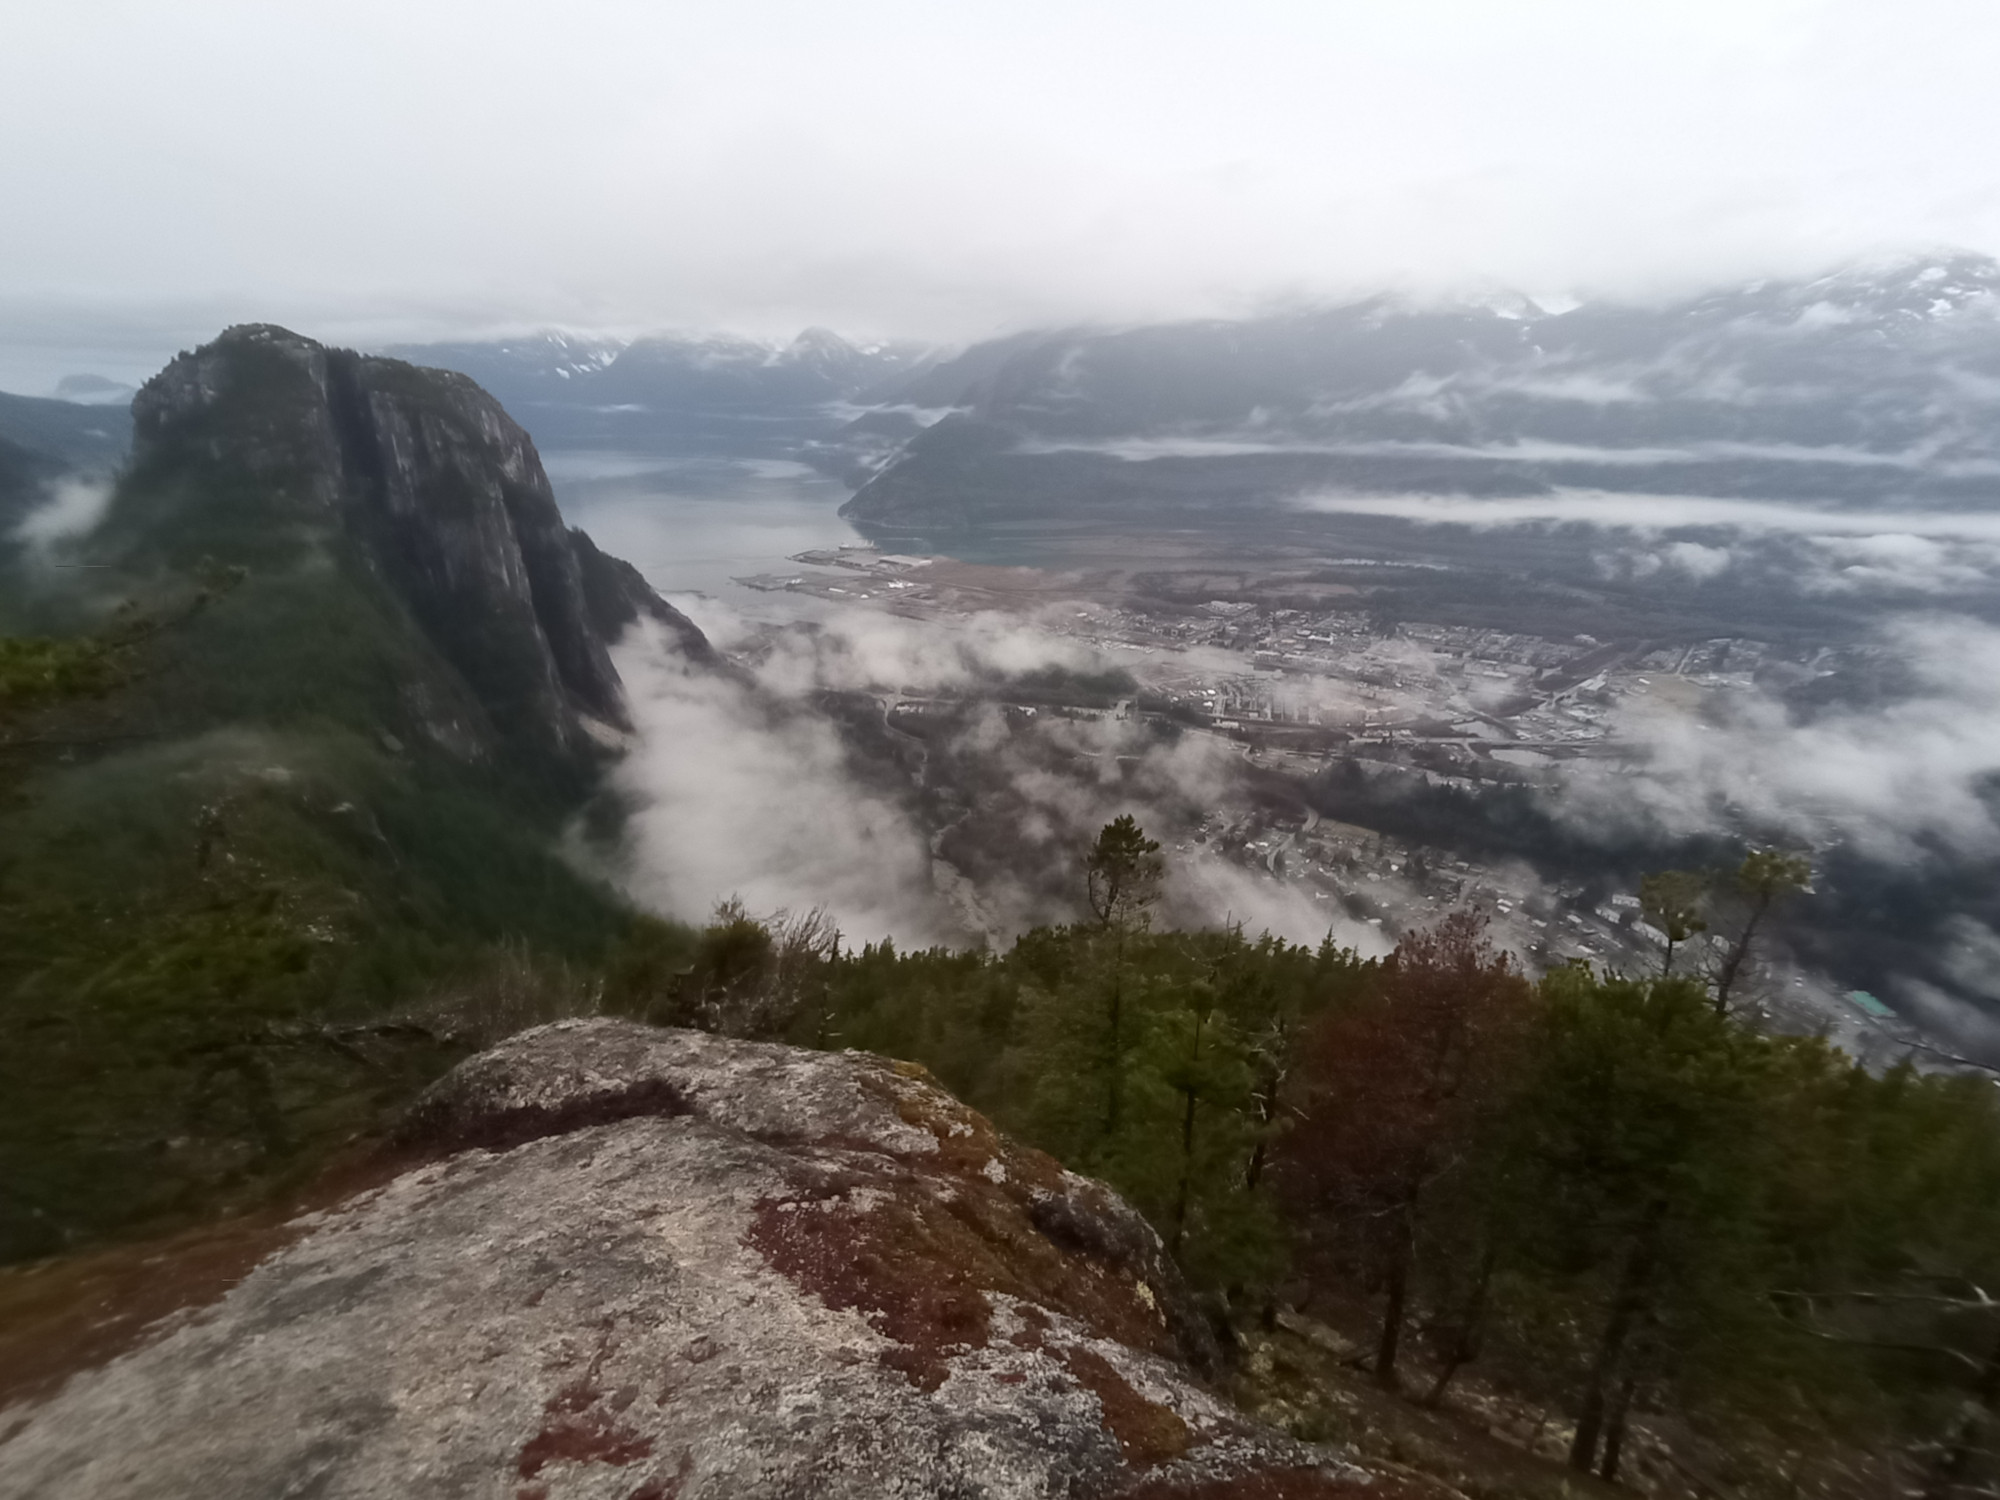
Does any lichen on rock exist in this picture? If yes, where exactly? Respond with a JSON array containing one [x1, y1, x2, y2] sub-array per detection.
[[0, 1021, 1376, 1498]]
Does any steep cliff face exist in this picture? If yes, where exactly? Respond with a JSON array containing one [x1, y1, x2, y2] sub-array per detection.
[[124, 324, 708, 763], [0, 1023, 1391, 1500]]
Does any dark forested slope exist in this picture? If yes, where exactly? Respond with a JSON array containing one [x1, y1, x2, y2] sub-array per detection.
[[0, 326, 707, 1259]]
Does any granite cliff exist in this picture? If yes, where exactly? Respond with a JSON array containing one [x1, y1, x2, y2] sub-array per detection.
[[119, 324, 709, 766], [0, 1023, 1395, 1500]]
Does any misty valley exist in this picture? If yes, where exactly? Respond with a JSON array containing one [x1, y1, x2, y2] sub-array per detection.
[[512, 263, 2000, 1075], [10, 264, 2000, 1499]]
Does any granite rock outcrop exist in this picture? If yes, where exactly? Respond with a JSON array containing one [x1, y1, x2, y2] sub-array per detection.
[[0, 1022, 1393, 1500], [126, 324, 709, 762]]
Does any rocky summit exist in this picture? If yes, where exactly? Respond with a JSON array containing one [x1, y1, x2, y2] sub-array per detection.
[[124, 324, 711, 764], [0, 1022, 1390, 1500]]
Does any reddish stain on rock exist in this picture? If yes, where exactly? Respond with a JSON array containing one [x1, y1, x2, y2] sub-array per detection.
[[1053, 1344, 1192, 1468], [743, 1088, 1193, 1402], [515, 1406, 654, 1479], [516, 1353, 655, 1480], [745, 1185, 993, 1392]]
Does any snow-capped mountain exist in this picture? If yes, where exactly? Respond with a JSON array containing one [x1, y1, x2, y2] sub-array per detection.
[[386, 326, 931, 458], [383, 332, 623, 405], [394, 327, 923, 410], [1678, 252, 2000, 327], [844, 253, 2000, 530]]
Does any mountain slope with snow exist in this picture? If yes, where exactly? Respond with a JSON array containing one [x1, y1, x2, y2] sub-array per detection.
[[846, 254, 2000, 529]]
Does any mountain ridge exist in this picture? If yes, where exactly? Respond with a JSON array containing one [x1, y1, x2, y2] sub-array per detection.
[[828, 258, 2000, 624], [384, 325, 932, 461]]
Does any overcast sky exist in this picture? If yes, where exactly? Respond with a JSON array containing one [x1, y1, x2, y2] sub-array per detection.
[[7, 0, 2000, 388]]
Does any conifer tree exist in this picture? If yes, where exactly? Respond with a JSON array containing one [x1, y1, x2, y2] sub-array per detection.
[[1639, 869, 1709, 976], [1710, 849, 1812, 1013], [1083, 815, 1164, 1135], [1510, 968, 1774, 1476]]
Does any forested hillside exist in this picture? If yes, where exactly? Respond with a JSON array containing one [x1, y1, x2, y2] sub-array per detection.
[[0, 327, 706, 1260], [598, 828, 2000, 1500]]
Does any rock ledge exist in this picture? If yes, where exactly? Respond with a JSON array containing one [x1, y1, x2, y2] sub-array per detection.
[[0, 1021, 1388, 1499]]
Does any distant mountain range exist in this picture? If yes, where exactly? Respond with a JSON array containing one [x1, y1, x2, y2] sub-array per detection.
[[840, 253, 2000, 535], [19, 255, 2000, 571], [386, 327, 930, 459]]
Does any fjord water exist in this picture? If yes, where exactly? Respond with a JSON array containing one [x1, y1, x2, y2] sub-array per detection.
[[546, 452, 866, 600], [546, 448, 1147, 601]]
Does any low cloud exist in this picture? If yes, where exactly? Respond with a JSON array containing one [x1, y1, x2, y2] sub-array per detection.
[[1567, 615, 2000, 864], [1661, 541, 1734, 580], [724, 602, 1107, 699], [1581, 525, 2000, 597], [1026, 434, 1955, 467], [1297, 487, 2000, 541], [1297, 487, 2000, 602], [1937, 914, 2000, 1007], [1167, 855, 1393, 957], [14, 477, 113, 552], [609, 621, 950, 944], [1596, 539, 1739, 582], [608, 598, 1348, 949], [605, 582, 2000, 1010], [1796, 532, 2000, 594], [1895, 977, 2000, 1060]]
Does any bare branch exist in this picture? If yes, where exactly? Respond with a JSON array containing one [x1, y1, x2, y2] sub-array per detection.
[[1771, 1286, 1999, 1314]]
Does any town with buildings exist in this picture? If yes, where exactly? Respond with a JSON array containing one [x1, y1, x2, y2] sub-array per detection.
[[740, 545, 1921, 1065]]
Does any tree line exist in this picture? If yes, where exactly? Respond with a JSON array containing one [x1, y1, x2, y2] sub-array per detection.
[[607, 818, 2000, 1496]]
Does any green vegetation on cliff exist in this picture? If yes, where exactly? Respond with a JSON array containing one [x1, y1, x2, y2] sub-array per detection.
[[0, 328, 678, 1261]]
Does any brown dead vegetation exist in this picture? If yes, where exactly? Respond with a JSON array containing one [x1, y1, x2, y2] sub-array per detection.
[[1055, 1343, 1195, 1466], [0, 1148, 403, 1409]]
